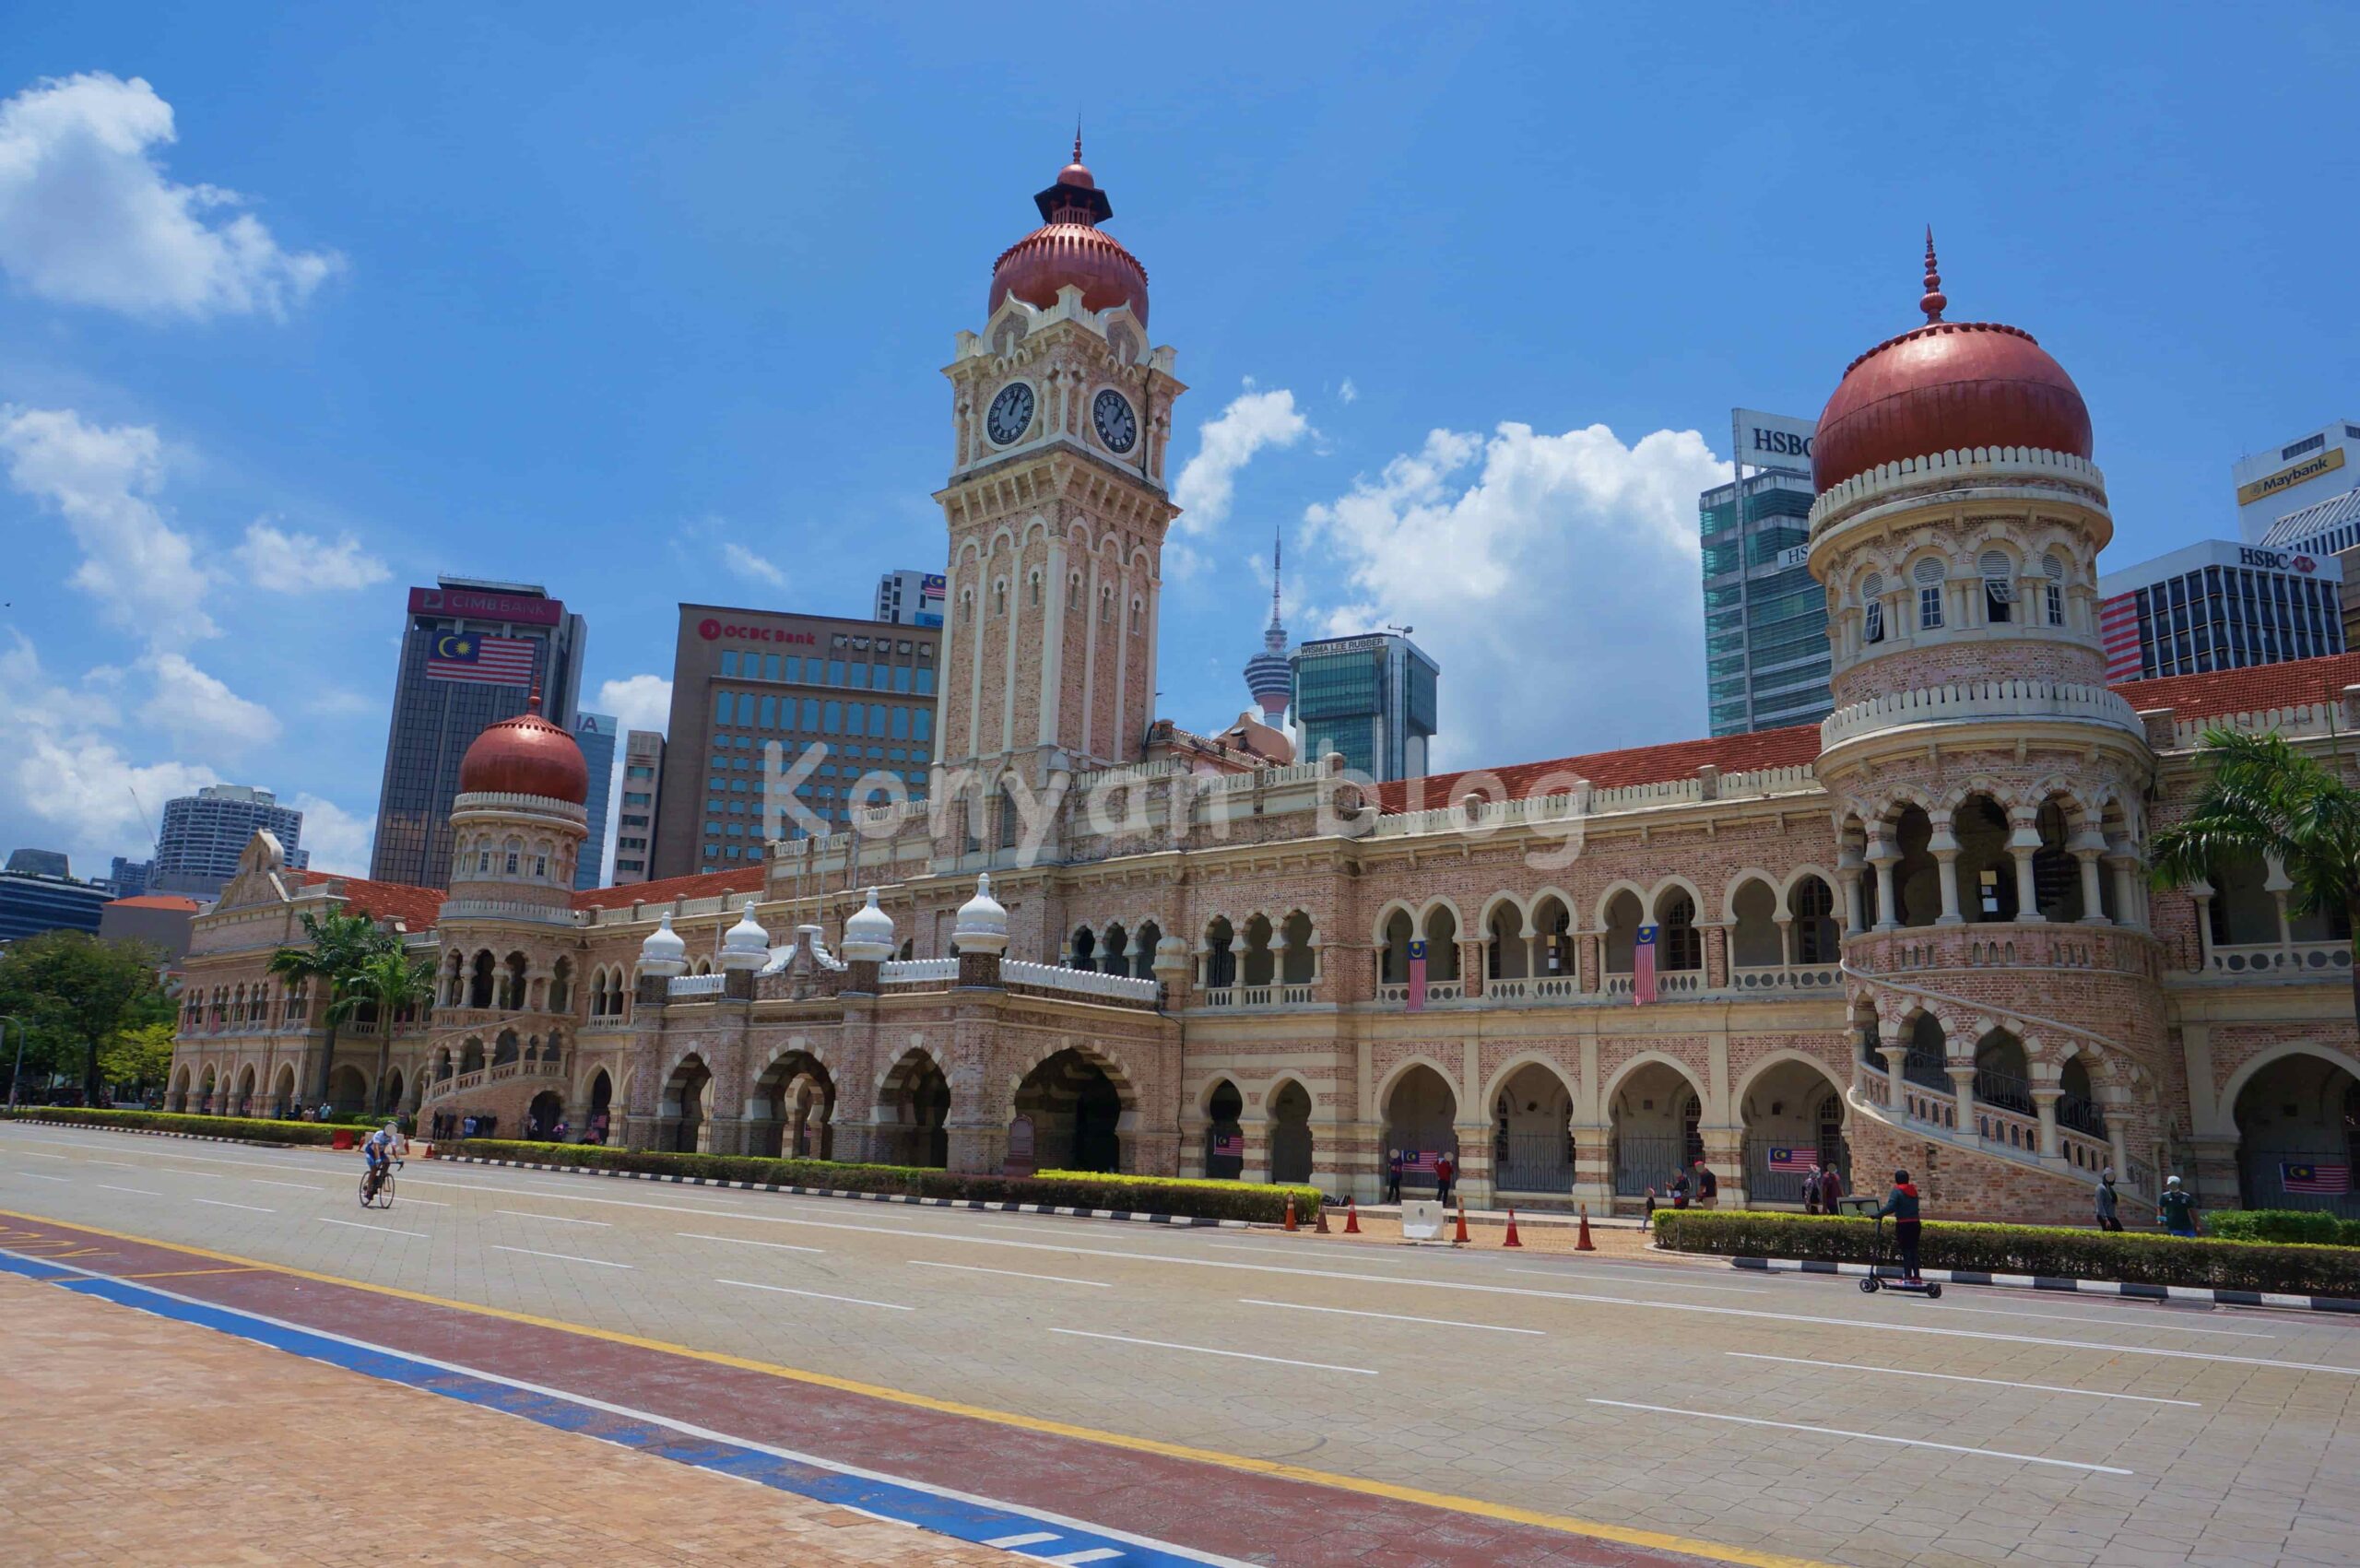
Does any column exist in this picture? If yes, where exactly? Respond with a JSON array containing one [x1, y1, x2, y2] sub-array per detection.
[[2266, 855, 2295, 950], [2032, 1089, 2061, 1158], [1879, 1045, 1910, 1116], [1580, 933, 1602, 994], [1704, 925, 1729, 989], [2009, 815, 2043, 922], [2074, 851, 2108, 925], [1932, 846, 1964, 925], [1870, 849, 1900, 932], [1838, 865, 1868, 935], [1699, 1126, 1746, 1210], [1947, 1066, 1976, 1136], [1452, 1119, 1494, 1209], [2187, 879, 2216, 971], [2108, 851, 2144, 931]]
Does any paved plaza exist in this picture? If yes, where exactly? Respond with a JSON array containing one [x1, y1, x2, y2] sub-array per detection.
[[4, 1121, 2357, 1567]]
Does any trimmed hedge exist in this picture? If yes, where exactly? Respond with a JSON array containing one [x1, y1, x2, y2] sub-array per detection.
[[2207, 1208, 2360, 1247], [1652, 1208, 2360, 1297], [0, 1105, 368, 1146], [442, 1138, 1320, 1224]]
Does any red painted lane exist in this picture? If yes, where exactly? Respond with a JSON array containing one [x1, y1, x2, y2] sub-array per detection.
[[5, 1216, 1728, 1568]]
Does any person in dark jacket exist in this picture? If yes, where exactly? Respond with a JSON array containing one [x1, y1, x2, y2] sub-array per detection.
[[1875, 1169, 1923, 1280], [1386, 1149, 1404, 1204], [1691, 1160, 1719, 1210], [2095, 1169, 2123, 1232]]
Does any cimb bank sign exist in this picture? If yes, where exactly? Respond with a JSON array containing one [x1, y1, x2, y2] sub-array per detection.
[[1734, 407, 1816, 472]]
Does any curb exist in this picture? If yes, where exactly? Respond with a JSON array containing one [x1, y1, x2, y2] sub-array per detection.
[[437, 1154, 1258, 1229], [0, 1116, 332, 1151], [1729, 1255, 2360, 1315]]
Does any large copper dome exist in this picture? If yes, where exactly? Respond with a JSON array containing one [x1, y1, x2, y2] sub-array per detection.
[[987, 140, 1150, 328], [1813, 236, 2091, 494], [458, 691, 588, 806]]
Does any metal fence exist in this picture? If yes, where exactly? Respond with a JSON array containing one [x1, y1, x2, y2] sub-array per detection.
[[1493, 1132, 1573, 1194], [1973, 1067, 2035, 1117], [1613, 1134, 1693, 1197], [1744, 1138, 1851, 1204], [2241, 1148, 2360, 1220]]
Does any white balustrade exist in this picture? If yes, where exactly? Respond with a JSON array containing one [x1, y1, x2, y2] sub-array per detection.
[[667, 973, 727, 998]]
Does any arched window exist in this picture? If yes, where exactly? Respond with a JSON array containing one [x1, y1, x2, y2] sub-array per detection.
[[1979, 549, 2013, 624], [1861, 572, 1885, 644], [2042, 552, 2068, 626], [503, 836, 521, 876], [1789, 877, 1838, 964], [1380, 909, 1415, 984], [1912, 557, 1946, 631], [1069, 926, 1096, 972], [1423, 905, 1461, 982], [1656, 891, 1701, 971], [1203, 917, 1236, 988], [1028, 572, 1043, 608]]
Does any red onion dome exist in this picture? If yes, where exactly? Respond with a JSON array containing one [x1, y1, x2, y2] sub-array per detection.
[[457, 690, 587, 806], [1812, 232, 2092, 494], [987, 136, 1150, 328]]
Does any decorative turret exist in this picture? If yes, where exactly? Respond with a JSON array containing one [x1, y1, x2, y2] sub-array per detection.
[[442, 684, 590, 920], [638, 913, 687, 978], [841, 887, 896, 962], [952, 873, 1009, 955], [987, 131, 1150, 327], [720, 899, 771, 972]]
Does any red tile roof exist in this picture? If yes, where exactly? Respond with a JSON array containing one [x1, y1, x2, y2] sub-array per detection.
[[2112, 651, 2360, 726], [572, 865, 765, 912], [107, 894, 203, 912], [1376, 725, 1823, 814], [292, 870, 446, 931]]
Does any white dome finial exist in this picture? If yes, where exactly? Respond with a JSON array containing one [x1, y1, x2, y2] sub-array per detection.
[[842, 887, 897, 961], [951, 872, 1009, 955], [721, 898, 771, 971], [639, 912, 688, 976]]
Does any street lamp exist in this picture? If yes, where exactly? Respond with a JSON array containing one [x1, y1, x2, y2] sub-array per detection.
[[3, 1015, 25, 1109]]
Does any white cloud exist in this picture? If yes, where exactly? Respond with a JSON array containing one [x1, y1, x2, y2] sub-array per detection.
[[0, 72, 341, 319], [720, 541, 788, 588], [1338, 377, 1359, 404], [302, 686, 376, 718], [289, 792, 373, 877], [1174, 386, 1311, 537], [141, 652, 282, 751], [235, 519, 389, 593], [596, 674, 674, 737], [1303, 420, 1729, 772], [0, 404, 216, 645]]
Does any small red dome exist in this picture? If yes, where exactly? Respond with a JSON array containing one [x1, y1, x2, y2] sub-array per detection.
[[458, 692, 588, 806], [1812, 238, 2091, 493], [987, 143, 1149, 328]]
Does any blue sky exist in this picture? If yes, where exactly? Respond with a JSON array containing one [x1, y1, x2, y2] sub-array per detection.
[[4, 4, 2356, 879]]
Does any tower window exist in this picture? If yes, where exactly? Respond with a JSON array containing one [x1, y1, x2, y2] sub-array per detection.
[[2043, 552, 2068, 626], [1918, 585, 1944, 630], [1860, 572, 1885, 645], [1980, 550, 2013, 624]]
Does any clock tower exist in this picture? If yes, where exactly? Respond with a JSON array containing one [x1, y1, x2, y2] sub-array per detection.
[[934, 140, 1186, 797]]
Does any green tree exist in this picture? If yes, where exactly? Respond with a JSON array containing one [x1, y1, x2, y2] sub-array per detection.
[[0, 931, 171, 1102], [100, 1020, 179, 1097], [332, 947, 439, 1114], [2150, 726, 2360, 1029], [267, 911, 397, 1106]]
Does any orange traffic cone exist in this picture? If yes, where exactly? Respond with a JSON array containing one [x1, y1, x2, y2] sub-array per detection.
[[1575, 1203, 1597, 1252], [1343, 1197, 1362, 1234], [1315, 1199, 1331, 1233], [1283, 1196, 1298, 1232], [1503, 1208, 1522, 1247], [1452, 1200, 1470, 1245]]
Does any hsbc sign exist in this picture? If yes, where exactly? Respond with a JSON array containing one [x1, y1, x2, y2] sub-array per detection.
[[2237, 548, 2318, 573], [1734, 408, 1817, 472]]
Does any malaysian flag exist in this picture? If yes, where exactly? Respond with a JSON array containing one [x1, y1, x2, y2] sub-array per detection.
[[1401, 1150, 1439, 1175], [1211, 1133, 1242, 1157], [2098, 592, 2142, 681], [2282, 1161, 2352, 1196], [426, 631, 537, 688], [1633, 925, 1658, 1005], [1768, 1146, 1816, 1173], [1406, 938, 1428, 1013]]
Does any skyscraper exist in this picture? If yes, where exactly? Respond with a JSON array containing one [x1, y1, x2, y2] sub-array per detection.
[[369, 577, 586, 890], [572, 712, 620, 890], [612, 729, 664, 885], [153, 785, 308, 896], [1290, 631, 1438, 782], [875, 569, 948, 627], [1703, 410, 1829, 737]]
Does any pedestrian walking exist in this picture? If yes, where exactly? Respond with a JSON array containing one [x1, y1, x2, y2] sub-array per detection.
[[1385, 1149, 1404, 1204], [1434, 1151, 1456, 1208], [1803, 1164, 1824, 1215], [1876, 1167, 1924, 1281], [2095, 1168, 2123, 1232], [1691, 1160, 1719, 1210], [1818, 1163, 1847, 1212], [2158, 1174, 2201, 1237]]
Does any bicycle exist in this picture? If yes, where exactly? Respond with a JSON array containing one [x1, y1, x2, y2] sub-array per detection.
[[359, 1158, 403, 1209]]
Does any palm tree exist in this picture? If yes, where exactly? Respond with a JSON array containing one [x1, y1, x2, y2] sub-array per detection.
[[267, 911, 395, 1109], [332, 948, 439, 1115], [2150, 726, 2360, 1030]]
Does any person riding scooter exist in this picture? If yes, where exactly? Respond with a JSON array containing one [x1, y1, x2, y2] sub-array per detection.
[[1875, 1168, 1923, 1281]]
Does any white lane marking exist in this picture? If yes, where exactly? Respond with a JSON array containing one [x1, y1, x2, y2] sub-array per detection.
[[1239, 1298, 1542, 1336], [910, 1261, 1112, 1289], [246, 1179, 330, 1192], [1048, 1327, 1378, 1376], [97, 1185, 161, 1197], [12, 1173, 69, 1183], [87, 1161, 139, 1170], [495, 1208, 611, 1227], [490, 1244, 633, 1269], [1590, 1398, 2132, 1475], [986, 1534, 1062, 1550], [716, 1278, 914, 1312], [1501, 1266, 1766, 1295], [1907, 1300, 2273, 1338], [24, 1151, 71, 1160], [192, 1197, 275, 1214], [1, 1247, 1263, 1568], [320, 1218, 429, 1240], [1047, 1551, 1123, 1566], [396, 1197, 450, 1207], [1727, 1352, 2202, 1408], [677, 1231, 825, 1255]]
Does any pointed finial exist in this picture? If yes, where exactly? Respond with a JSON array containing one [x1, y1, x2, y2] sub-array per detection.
[[1920, 225, 1947, 323], [1074, 116, 1083, 165], [527, 681, 543, 714]]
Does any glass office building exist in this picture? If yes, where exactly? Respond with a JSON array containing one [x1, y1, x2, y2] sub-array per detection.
[[1703, 471, 1829, 737], [1290, 632, 1438, 783], [152, 784, 307, 897], [572, 713, 619, 891], [2097, 539, 2345, 681], [370, 579, 586, 890]]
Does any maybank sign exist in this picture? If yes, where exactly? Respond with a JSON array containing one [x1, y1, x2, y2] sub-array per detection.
[[1734, 407, 1817, 472], [2236, 446, 2345, 507]]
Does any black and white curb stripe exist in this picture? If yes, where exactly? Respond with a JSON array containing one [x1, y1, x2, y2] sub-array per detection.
[[440, 1154, 1258, 1230], [1732, 1255, 2360, 1315]]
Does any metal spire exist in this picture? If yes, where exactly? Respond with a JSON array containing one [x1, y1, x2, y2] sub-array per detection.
[[1920, 225, 1947, 323]]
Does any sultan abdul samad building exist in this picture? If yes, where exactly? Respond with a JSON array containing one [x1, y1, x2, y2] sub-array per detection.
[[171, 147, 2360, 1223]]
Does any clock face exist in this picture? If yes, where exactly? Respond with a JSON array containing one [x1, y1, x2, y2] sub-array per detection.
[[985, 382, 1035, 446], [1092, 389, 1139, 454]]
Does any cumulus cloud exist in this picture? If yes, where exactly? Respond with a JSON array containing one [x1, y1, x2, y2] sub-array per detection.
[[721, 541, 787, 588], [141, 652, 282, 750], [1338, 377, 1359, 404], [236, 519, 389, 593], [0, 72, 341, 319], [0, 404, 215, 644], [289, 792, 374, 876], [1303, 421, 1729, 772], [596, 673, 674, 737], [1174, 385, 1311, 537]]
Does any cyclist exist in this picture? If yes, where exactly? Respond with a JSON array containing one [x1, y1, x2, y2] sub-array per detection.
[[361, 1120, 406, 1201]]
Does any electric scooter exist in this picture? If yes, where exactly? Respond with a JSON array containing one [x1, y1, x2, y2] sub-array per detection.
[[1857, 1215, 1941, 1299]]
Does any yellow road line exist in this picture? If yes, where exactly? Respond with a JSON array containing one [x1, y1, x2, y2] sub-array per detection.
[[0, 1206, 1834, 1568], [117, 1266, 261, 1280]]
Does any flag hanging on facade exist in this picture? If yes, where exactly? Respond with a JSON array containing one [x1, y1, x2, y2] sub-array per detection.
[[2283, 1161, 2353, 1196], [1633, 924, 1658, 1005], [1406, 938, 1428, 1012], [1211, 1132, 1243, 1158], [426, 631, 537, 687], [1402, 1149, 1438, 1175], [1767, 1146, 1815, 1173]]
